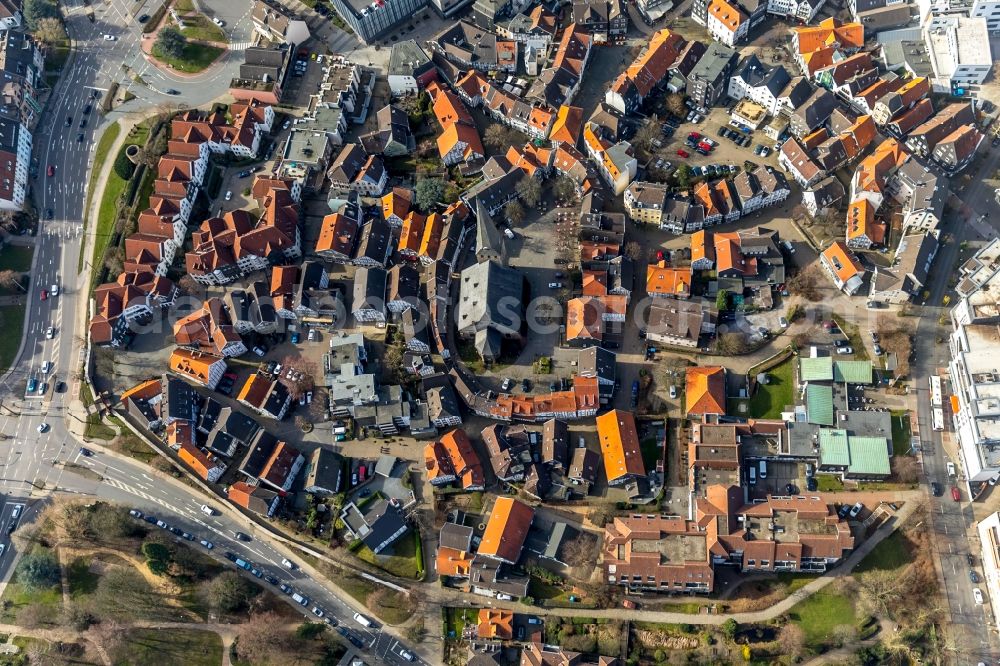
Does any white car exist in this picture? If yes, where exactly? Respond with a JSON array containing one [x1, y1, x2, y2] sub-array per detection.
[[224, 190, 233, 201], [779, 317, 789, 329], [836, 346, 854, 355], [974, 588, 985, 604], [282, 558, 295, 569], [45, 327, 54, 339], [548, 282, 562, 289], [36, 423, 48, 434], [103, 34, 116, 41], [212, 17, 225, 26], [200, 504, 216, 516], [849, 502, 863, 518], [199, 539, 214, 549], [311, 606, 325, 618], [50, 285, 58, 296], [41, 361, 51, 374]]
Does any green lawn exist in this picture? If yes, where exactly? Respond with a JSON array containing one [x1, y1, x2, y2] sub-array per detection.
[[788, 588, 857, 648], [854, 531, 913, 574], [84, 411, 117, 440], [81, 123, 121, 271], [0, 304, 26, 374], [119, 628, 222, 666], [338, 573, 376, 606], [0, 245, 33, 272], [816, 475, 845, 492], [749, 357, 795, 418], [88, 139, 131, 286], [151, 42, 225, 73], [67, 557, 100, 598], [177, 16, 228, 43], [0, 551, 63, 623], [891, 411, 912, 456], [356, 530, 421, 579], [444, 607, 478, 639]]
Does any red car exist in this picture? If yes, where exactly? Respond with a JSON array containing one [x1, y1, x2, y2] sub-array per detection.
[[676, 149, 689, 158], [951, 486, 961, 502], [697, 141, 713, 152], [656, 250, 665, 261], [688, 132, 701, 141], [46, 165, 54, 177], [39, 289, 47, 301]]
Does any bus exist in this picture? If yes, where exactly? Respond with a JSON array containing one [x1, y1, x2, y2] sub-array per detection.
[[930, 376, 943, 409], [932, 407, 945, 432]]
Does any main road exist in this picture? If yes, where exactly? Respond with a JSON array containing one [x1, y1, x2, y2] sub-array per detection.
[[0, 0, 425, 663], [910, 144, 1000, 663]]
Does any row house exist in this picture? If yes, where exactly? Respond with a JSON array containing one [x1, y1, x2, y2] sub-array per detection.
[[428, 81, 485, 167], [790, 18, 864, 78], [327, 143, 387, 196], [732, 165, 791, 215], [90, 277, 174, 348], [185, 189, 301, 286], [429, 20, 517, 72], [583, 124, 636, 196], [931, 124, 983, 174], [237, 373, 294, 421], [524, 23, 591, 111], [270, 265, 299, 320], [820, 241, 866, 295], [624, 181, 668, 226], [315, 203, 361, 263], [381, 187, 412, 228], [845, 198, 884, 249], [173, 297, 248, 358], [884, 98, 934, 139], [906, 102, 975, 157], [225, 283, 278, 335], [766, 0, 826, 23], [728, 56, 791, 116], [352, 266, 388, 325], [706, 0, 748, 47], [387, 263, 420, 314], [571, 0, 627, 44], [169, 348, 227, 390], [352, 217, 393, 268], [606, 28, 687, 114], [871, 77, 930, 126], [425, 428, 485, 489], [498, 6, 558, 51]]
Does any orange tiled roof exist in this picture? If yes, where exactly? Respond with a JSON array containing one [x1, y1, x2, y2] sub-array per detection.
[[822, 241, 865, 283], [479, 497, 534, 562], [846, 198, 884, 244], [708, 0, 745, 32], [596, 409, 646, 482], [478, 609, 514, 640], [646, 262, 692, 296], [686, 366, 726, 416], [549, 105, 584, 145], [793, 17, 864, 56]]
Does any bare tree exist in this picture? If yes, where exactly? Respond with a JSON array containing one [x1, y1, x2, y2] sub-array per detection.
[[517, 177, 542, 208], [553, 176, 577, 203], [624, 241, 644, 261], [562, 534, 598, 568], [856, 568, 908, 618], [33, 17, 65, 44], [88, 619, 128, 664], [176, 274, 201, 296], [234, 611, 287, 664], [504, 200, 525, 226], [665, 94, 686, 117], [787, 265, 822, 301], [0, 269, 25, 292], [778, 623, 806, 659], [633, 114, 661, 152]]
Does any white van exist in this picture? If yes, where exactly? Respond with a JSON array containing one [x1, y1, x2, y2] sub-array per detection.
[[759, 461, 767, 479], [353, 612, 373, 628], [749, 467, 757, 485]]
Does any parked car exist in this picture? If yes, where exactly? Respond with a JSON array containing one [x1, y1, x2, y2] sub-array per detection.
[[970, 570, 980, 584], [951, 486, 962, 502], [676, 149, 689, 158], [974, 588, 984, 604], [836, 346, 854, 355], [931, 481, 942, 496]]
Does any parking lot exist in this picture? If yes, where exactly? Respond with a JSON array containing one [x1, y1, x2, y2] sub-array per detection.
[[747, 458, 805, 498], [648, 106, 782, 177]]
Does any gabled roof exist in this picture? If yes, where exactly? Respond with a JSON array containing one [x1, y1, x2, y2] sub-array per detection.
[[596, 409, 646, 482], [646, 262, 692, 296], [478, 497, 534, 563]]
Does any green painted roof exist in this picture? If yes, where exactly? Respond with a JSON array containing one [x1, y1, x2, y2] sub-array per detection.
[[806, 384, 835, 426], [847, 436, 891, 476], [819, 429, 850, 467], [833, 360, 874, 385], [800, 357, 833, 382]]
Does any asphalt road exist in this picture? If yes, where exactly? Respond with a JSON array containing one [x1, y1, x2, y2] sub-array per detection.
[[0, 1, 425, 663], [912, 144, 1000, 663]]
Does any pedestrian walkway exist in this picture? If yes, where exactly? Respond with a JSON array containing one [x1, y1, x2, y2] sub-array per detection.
[[228, 40, 254, 51]]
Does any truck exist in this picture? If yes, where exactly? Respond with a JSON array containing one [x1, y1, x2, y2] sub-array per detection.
[[353, 612, 373, 628], [292, 592, 309, 606]]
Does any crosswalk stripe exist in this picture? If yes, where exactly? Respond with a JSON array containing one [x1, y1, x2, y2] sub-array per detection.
[[228, 41, 254, 51]]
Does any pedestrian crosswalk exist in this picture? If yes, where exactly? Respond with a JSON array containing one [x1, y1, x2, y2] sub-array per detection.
[[228, 40, 254, 51]]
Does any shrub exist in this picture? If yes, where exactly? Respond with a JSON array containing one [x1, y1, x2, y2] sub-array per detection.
[[113, 149, 135, 181]]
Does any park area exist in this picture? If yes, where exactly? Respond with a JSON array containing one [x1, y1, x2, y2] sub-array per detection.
[[0, 500, 349, 665], [147, 0, 227, 74]]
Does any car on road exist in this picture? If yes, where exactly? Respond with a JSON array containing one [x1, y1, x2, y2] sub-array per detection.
[[971, 570, 980, 584], [51, 285, 58, 297], [779, 317, 788, 328], [103, 34, 115, 40], [969, 553, 976, 566], [264, 575, 279, 585], [311, 606, 325, 618], [224, 190, 233, 201], [200, 505, 216, 516], [64, 116, 72, 127], [873, 343, 883, 355], [165, 89, 180, 95], [76, 133, 84, 142], [212, 17, 225, 26], [155, 520, 168, 529], [282, 558, 295, 569], [45, 208, 53, 219], [237, 169, 252, 179], [279, 583, 292, 594], [974, 588, 984, 604], [169, 527, 183, 537], [40, 289, 46, 301], [46, 165, 54, 177], [36, 423, 48, 433], [234, 531, 251, 541], [41, 361, 51, 374], [79, 117, 86, 128], [500, 377, 513, 391], [45, 327, 54, 339], [224, 551, 237, 561], [952, 486, 962, 501], [181, 532, 194, 541], [199, 539, 213, 549], [128, 509, 143, 519], [931, 481, 942, 496], [137, 13, 149, 22], [38, 382, 47, 395]]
